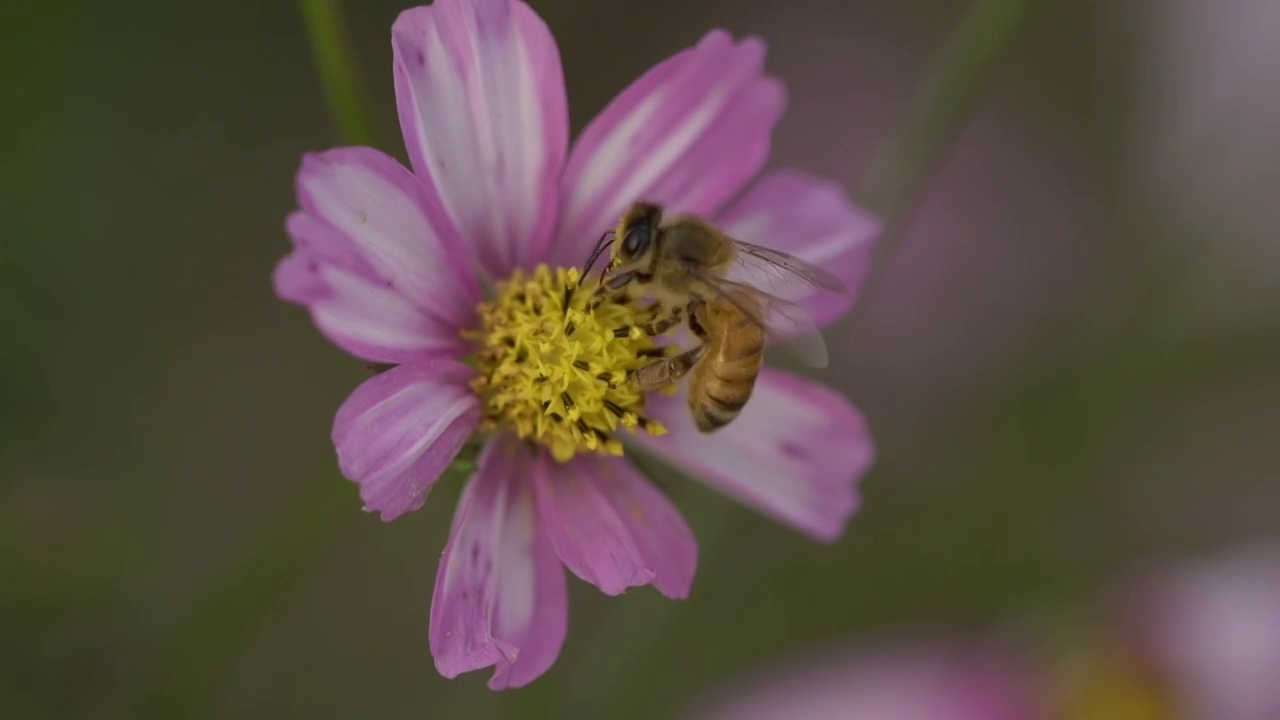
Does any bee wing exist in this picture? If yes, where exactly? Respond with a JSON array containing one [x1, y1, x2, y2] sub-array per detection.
[[757, 295, 830, 368], [725, 239, 849, 299], [690, 272, 831, 368]]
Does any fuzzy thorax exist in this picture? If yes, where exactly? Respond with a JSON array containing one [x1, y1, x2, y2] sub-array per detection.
[[468, 265, 669, 463]]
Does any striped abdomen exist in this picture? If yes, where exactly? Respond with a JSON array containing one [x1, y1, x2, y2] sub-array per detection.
[[688, 298, 765, 432]]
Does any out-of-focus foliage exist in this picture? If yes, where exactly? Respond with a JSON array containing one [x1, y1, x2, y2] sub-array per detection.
[[2, 0, 1276, 718]]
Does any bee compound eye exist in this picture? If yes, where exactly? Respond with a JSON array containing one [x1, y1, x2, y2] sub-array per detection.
[[622, 222, 650, 256]]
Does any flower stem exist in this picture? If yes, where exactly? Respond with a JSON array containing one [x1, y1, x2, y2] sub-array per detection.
[[859, 0, 1033, 230], [298, 0, 377, 146]]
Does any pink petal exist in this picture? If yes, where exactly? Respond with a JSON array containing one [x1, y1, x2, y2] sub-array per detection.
[[1130, 541, 1280, 720], [553, 30, 786, 267], [714, 169, 881, 327], [534, 454, 697, 598], [430, 437, 568, 690], [392, 0, 568, 277], [689, 645, 1041, 720], [276, 147, 479, 363], [636, 368, 872, 542], [332, 360, 481, 521]]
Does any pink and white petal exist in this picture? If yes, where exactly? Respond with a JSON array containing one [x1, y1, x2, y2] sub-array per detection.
[[292, 147, 480, 332], [274, 250, 449, 364], [553, 30, 786, 266], [535, 454, 697, 598], [332, 360, 481, 521], [635, 368, 872, 542], [430, 437, 568, 690], [715, 169, 881, 327], [392, 0, 568, 277]]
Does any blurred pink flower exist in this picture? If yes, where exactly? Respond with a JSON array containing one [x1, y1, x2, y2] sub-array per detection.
[[684, 541, 1280, 718], [274, 0, 877, 689], [1124, 540, 1280, 720], [686, 643, 1043, 720]]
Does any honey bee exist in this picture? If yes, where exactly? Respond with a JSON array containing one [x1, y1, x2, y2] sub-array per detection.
[[581, 202, 847, 431]]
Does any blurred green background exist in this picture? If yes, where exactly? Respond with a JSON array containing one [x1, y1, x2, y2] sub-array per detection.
[[4, 0, 1278, 717]]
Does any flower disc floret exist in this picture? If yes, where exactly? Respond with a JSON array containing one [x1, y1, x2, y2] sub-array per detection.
[[469, 264, 669, 462]]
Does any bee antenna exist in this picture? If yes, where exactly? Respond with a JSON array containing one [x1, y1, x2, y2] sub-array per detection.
[[579, 231, 615, 287]]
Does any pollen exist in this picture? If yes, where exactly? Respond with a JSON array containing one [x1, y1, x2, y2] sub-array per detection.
[[468, 264, 671, 463]]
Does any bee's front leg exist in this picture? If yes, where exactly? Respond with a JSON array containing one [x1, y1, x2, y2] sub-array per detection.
[[586, 269, 641, 312]]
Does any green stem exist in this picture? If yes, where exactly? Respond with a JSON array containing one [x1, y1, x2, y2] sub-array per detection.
[[859, 0, 1033, 230], [119, 477, 358, 718], [298, 0, 377, 146]]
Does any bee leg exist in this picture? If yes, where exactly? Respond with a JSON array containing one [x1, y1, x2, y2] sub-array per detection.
[[586, 269, 639, 312], [586, 288, 623, 313], [638, 304, 684, 336], [633, 343, 706, 392], [686, 299, 708, 339]]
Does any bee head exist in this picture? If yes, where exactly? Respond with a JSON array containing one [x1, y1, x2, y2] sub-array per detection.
[[614, 202, 663, 263]]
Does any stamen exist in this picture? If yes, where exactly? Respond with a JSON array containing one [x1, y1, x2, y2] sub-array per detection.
[[468, 264, 668, 463], [560, 284, 574, 320]]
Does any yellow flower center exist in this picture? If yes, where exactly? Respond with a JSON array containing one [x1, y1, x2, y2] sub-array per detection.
[[468, 264, 670, 463], [1053, 639, 1177, 720]]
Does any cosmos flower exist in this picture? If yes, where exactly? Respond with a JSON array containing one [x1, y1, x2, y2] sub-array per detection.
[[275, 0, 877, 689], [681, 540, 1280, 719], [1032, 540, 1280, 720], [685, 643, 1042, 720], [1119, 539, 1280, 720]]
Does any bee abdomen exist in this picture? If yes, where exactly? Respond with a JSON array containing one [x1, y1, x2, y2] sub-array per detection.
[[736, 337, 765, 358], [693, 406, 735, 432], [691, 380, 752, 432], [705, 388, 748, 413]]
